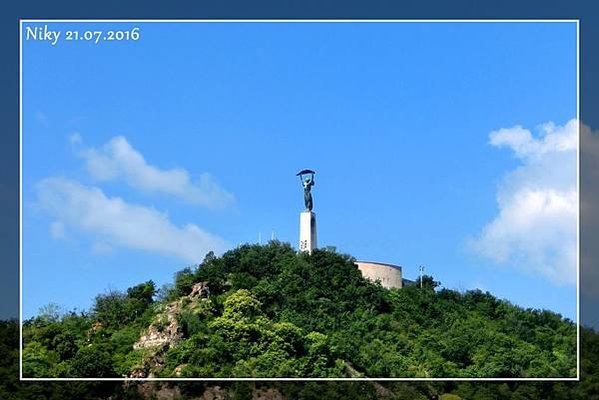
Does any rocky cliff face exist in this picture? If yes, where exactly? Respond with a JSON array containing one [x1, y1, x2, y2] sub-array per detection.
[[130, 282, 211, 378], [133, 301, 182, 351]]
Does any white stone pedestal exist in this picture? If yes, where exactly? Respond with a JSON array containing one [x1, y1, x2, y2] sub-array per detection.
[[299, 211, 317, 253]]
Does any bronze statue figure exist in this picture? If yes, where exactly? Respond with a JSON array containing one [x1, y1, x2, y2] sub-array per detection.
[[296, 169, 316, 211]]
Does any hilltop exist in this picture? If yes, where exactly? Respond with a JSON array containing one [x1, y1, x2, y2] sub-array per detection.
[[23, 242, 577, 379]]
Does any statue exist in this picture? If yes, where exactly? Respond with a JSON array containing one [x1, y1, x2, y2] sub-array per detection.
[[303, 176, 314, 211], [296, 169, 318, 253], [296, 169, 316, 211]]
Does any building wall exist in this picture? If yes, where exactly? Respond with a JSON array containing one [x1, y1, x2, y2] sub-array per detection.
[[356, 261, 403, 289]]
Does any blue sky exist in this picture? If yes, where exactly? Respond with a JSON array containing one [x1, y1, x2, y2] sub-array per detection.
[[22, 21, 577, 320]]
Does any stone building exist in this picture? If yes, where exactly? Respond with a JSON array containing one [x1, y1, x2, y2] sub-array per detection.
[[355, 260, 415, 289]]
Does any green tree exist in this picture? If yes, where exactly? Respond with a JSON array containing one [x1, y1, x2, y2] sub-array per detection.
[[69, 345, 115, 378]]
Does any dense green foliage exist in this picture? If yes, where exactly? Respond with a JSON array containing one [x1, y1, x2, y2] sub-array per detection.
[[2, 320, 599, 398], [21, 242, 577, 379], [4, 242, 599, 396], [22, 280, 156, 378]]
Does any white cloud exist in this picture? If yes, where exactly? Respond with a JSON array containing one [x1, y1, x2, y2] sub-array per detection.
[[489, 120, 577, 160], [470, 119, 578, 285], [36, 177, 229, 263], [75, 136, 234, 209]]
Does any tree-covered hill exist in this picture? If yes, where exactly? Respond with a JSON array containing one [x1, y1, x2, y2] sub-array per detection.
[[22, 242, 577, 379], [4, 318, 599, 399]]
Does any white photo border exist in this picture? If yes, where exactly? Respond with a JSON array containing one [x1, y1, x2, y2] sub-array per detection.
[[19, 18, 581, 382]]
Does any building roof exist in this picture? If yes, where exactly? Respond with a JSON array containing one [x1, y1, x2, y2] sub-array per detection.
[[355, 260, 403, 271]]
